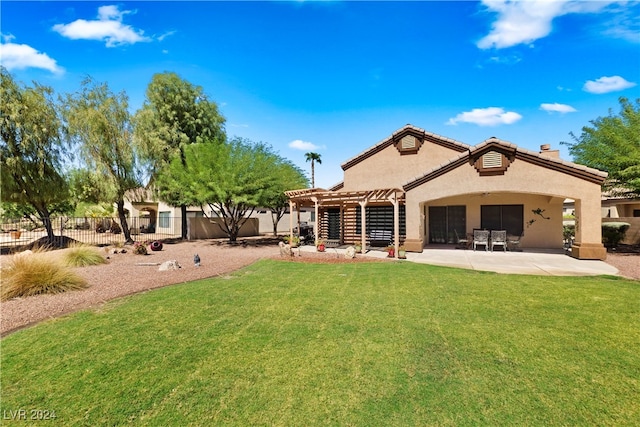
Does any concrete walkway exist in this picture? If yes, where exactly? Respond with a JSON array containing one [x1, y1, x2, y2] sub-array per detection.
[[300, 245, 619, 277]]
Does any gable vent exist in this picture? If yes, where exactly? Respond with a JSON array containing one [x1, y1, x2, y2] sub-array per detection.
[[482, 151, 502, 168], [401, 135, 416, 150]]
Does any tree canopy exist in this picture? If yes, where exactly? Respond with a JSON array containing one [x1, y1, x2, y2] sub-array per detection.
[[564, 97, 640, 198], [160, 138, 300, 241], [62, 77, 141, 243], [134, 71, 226, 237], [0, 67, 71, 241]]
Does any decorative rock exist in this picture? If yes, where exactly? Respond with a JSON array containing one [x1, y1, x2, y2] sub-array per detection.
[[279, 241, 292, 257], [158, 260, 182, 271], [344, 246, 356, 259]]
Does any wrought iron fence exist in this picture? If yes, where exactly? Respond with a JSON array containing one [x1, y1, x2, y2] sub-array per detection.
[[0, 216, 182, 249]]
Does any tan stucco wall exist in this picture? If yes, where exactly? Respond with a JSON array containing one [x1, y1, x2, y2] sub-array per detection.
[[342, 141, 464, 191], [418, 193, 564, 248], [189, 218, 259, 239], [401, 156, 604, 254]]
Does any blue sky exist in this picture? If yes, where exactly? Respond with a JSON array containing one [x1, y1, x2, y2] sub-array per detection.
[[2, 1, 639, 189]]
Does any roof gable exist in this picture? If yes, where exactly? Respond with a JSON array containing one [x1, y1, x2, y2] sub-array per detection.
[[403, 137, 608, 191], [341, 124, 470, 171]]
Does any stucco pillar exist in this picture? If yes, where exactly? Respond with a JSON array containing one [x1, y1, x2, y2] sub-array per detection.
[[572, 198, 606, 260], [403, 196, 424, 252]]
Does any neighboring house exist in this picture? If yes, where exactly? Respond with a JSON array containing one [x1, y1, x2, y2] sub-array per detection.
[[601, 196, 640, 245], [123, 188, 313, 238], [286, 124, 608, 260]]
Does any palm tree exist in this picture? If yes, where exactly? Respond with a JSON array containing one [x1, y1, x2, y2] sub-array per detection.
[[305, 152, 322, 188]]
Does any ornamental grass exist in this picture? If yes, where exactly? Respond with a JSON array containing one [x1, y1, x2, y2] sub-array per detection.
[[1, 251, 88, 301]]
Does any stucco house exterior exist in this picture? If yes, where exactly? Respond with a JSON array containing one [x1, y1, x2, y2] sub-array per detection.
[[286, 124, 608, 260]]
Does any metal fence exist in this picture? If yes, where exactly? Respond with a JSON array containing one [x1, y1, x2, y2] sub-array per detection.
[[0, 216, 182, 249]]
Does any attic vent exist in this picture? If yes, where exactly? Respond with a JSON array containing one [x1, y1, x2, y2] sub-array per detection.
[[401, 135, 416, 150], [482, 151, 502, 168]]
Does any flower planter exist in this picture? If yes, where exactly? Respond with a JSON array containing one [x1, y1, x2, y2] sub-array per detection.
[[10, 231, 21, 239], [387, 248, 395, 258], [398, 249, 406, 259], [317, 244, 326, 252]]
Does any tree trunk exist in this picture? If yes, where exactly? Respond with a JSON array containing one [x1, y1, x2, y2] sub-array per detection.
[[311, 160, 315, 188], [116, 200, 133, 243], [37, 207, 55, 245], [271, 207, 285, 236], [181, 204, 188, 239]]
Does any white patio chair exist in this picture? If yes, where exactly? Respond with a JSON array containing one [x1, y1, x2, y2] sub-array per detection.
[[491, 230, 507, 252], [473, 230, 489, 251]]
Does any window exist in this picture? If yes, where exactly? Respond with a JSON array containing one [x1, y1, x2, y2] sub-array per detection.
[[356, 205, 406, 236], [480, 205, 523, 236], [159, 211, 171, 228]]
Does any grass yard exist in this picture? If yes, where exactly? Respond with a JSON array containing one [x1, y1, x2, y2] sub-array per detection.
[[1, 260, 639, 426]]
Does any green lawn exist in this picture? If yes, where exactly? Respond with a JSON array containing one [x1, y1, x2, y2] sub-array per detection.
[[1, 260, 639, 426]]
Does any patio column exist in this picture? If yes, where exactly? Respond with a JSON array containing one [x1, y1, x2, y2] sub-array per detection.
[[571, 198, 606, 260], [359, 200, 367, 253], [311, 196, 319, 245], [289, 200, 295, 244], [391, 194, 399, 258]]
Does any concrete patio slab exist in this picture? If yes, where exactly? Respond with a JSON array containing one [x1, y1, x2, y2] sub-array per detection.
[[298, 245, 619, 277]]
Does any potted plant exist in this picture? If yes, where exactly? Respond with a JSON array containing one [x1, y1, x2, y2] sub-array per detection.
[[316, 239, 326, 252], [398, 246, 406, 259], [386, 245, 395, 258], [10, 230, 21, 239], [354, 242, 362, 254], [284, 235, 300, 248]]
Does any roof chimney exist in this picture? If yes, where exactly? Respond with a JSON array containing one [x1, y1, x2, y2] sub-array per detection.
[[539, 144, 560, 159]]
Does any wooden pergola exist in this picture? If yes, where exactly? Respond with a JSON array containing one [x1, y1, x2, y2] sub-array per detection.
[[285, 187, 406, 257]]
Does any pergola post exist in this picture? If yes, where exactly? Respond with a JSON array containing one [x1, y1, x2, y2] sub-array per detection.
[[311, 197, 319, 245], [392, 193, 399, 258], [359, 200, 367, 253], [288, 200, 295, 244]]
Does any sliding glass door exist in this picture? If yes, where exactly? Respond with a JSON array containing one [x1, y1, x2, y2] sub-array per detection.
[[428, 206, 466, 244]]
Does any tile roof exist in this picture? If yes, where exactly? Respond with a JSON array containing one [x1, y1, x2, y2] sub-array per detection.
[[403, 136, 608, 190]]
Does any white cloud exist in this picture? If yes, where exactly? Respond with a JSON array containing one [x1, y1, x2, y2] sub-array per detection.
[[583, 75, 636, 94], [0, 40, 64, 74], [540, 103, 577, 113], [289, 139, 322, 150], [446, 107, 522, 127], [52, 5, 150, 47], [477, 0, 617, 49]]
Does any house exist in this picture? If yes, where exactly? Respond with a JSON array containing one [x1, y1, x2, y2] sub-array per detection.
[[286, 124, 608, 260], [122, 187, 314, 238]]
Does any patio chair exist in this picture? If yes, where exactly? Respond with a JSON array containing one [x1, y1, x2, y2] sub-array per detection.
[[454, 229, 469, 249], [473, 229, 489, 251], [491, 230, 507, 252], [507, 233, 523, 252]]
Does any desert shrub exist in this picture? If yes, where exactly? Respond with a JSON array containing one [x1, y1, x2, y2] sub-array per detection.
[[602, 222, 630, 248], [133, 241, 148, 255], [64, 245, 107, 267], [1, 253, 88, 301]]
